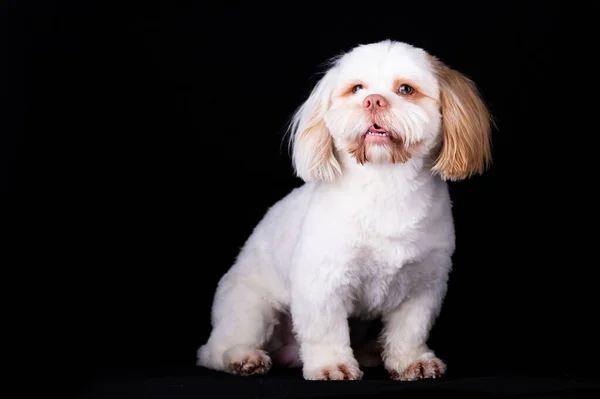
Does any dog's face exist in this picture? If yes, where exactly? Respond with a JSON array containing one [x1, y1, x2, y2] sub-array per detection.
[[289, 40, 492, 182], [325, 42, 441, 166]]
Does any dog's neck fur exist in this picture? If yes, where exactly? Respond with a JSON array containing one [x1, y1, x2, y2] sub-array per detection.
[[332, 149, 436, 198]]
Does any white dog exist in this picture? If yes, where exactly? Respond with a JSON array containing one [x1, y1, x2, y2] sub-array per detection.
[[197, 40, 492, 381]]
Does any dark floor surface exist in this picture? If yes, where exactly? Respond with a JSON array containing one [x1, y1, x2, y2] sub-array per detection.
[[77, 366, 600, 399]]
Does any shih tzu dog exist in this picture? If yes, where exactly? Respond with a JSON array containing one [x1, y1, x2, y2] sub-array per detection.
[[197, 40, 492, 381]]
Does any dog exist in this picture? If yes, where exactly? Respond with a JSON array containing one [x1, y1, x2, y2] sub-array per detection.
[[197, 40, 492, 381]]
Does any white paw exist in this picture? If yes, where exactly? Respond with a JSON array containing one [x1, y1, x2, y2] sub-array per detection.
[[387, 356, 446, 381], [303, 360, 363, 380], [223, 346, 272, 376]]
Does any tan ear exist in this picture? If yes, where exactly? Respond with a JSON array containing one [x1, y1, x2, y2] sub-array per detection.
[[292, 115, 341, 182], [431, 62, 493, 181], [288, 67, 342, 183]]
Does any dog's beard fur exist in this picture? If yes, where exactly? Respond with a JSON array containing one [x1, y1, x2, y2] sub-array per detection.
[[328, 106, 426, 165], [347, 134, 416, 164]]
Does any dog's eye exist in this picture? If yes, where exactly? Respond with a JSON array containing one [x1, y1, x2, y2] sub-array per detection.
[[398, 84, 414, 95], [352, 84, 363, 94]]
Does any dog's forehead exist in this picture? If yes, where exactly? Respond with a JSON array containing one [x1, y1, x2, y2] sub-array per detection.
[[335, 42, 438, 93]]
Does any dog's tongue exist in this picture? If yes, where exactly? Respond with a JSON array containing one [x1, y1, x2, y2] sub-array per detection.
[[369, 124, 387, 133]]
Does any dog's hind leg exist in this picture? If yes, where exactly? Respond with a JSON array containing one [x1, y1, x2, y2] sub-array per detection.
[[197, 272, 277, 376]]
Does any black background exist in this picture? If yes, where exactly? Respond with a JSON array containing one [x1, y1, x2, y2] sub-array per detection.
[[4, 1, 600, 398]]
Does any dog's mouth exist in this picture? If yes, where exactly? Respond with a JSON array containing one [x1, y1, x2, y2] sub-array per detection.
[[365, 124, 392, 142]]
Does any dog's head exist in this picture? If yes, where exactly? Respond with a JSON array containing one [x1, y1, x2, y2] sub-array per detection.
[[288, 40, 492, 182]]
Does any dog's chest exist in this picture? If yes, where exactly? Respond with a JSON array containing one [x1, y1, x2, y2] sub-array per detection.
[[346, 244, 421, 319], [339, 192, 438, 318], [312, 177, 447, 318]]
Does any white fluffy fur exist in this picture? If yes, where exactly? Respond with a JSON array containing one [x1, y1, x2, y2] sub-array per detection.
[[197, 40, 491, 381]]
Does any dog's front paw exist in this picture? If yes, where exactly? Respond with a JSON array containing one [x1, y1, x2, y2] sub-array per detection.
[[303, 360, 363, 380], [223, 346, 272, 376], [387, 356, 446, 381]]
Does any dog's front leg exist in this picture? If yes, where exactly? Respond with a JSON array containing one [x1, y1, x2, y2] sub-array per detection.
[[381, 253, 451, 381], [291, 284, 363, 380]]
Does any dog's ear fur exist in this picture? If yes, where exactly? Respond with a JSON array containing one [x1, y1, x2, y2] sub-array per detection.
[[288, 66, 342, 183], [431, 60, 493, 181]]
